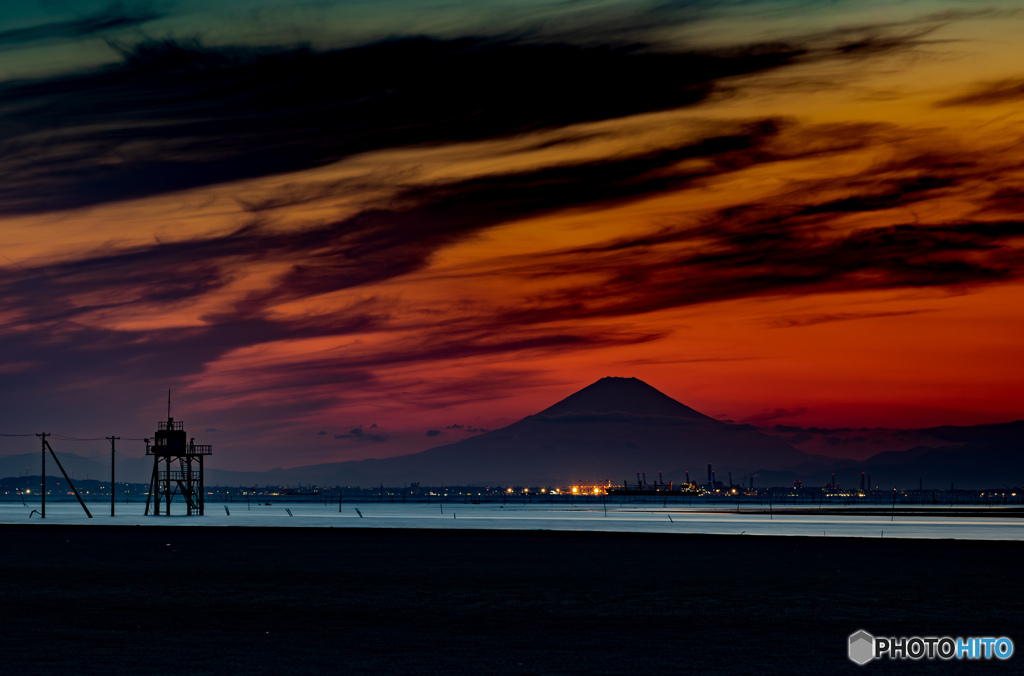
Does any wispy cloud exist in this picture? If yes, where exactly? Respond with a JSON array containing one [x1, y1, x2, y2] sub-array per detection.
[[469, 135, 1024, 324], [743, 409, 811, 426], [768, 310, 931, 328], [335, 424, 387, 443], [0, 3, 161, 49]]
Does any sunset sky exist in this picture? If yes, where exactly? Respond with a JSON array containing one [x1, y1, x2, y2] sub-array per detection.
[[1, 0, 1023, 470]]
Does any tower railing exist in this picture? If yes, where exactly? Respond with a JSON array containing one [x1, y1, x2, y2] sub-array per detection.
[[146, 443, 212, 456]]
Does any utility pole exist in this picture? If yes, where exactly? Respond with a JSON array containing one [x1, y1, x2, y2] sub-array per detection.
[[38, 433, 49, 518], [108, 436, 120, 517]]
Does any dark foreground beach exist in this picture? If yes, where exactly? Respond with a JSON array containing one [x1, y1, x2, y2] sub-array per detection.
[[1, 526, 1020, 675]]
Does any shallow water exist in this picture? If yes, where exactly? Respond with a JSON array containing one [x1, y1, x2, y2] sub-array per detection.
[[3, 500, 1022, 540]]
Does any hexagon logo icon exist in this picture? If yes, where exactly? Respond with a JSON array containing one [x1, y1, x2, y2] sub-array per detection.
[[849, 630, 875, 665]]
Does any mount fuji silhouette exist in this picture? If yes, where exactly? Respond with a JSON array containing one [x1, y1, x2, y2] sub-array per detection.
[[242, 377, 813, 486], [537, 376, 717, 420]]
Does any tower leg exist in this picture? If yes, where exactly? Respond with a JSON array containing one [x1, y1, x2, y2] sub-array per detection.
[[188, 458, 195, 515], [165, 457, 172, 515], [184, 458, 192, 515], [199, 454, 205, 516], [146, 456, 159, 516]]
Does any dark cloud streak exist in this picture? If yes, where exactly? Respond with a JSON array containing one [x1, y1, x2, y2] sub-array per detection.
[[0, 36, 805, 215], [335, 425, 387, 443], [0, 3, 161, 49], [769, 310, 930, 329], [0, 118, 785, 331], [935, 77, 1024, 107]]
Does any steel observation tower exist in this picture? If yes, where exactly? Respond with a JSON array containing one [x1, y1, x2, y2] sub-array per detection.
[[144, 394, 212, 516]]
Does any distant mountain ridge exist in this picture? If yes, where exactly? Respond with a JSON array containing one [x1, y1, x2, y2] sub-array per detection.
[[752, 421, 1024, 489], [0, 451, 154, 485]]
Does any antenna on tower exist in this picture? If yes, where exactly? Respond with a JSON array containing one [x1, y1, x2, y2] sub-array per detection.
[[167, 389, 171, 421]]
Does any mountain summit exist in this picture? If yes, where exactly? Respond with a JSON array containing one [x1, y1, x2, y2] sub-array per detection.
[[234, 377, 814, 487], [537, 376, 713, 420]]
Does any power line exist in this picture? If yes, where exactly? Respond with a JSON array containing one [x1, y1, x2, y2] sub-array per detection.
[[2, 433, 147, 441]]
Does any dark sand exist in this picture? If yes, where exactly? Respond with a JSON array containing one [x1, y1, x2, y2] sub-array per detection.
[[0, 525, 1020, 675]]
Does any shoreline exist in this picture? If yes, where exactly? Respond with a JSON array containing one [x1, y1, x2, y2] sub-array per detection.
[[3, 501, 1023, 542], [655, 506, 1024, 518]]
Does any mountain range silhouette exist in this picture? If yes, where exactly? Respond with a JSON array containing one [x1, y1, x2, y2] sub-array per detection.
[[4, 377, 1020, 488], [259, 376, 811, 486]]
